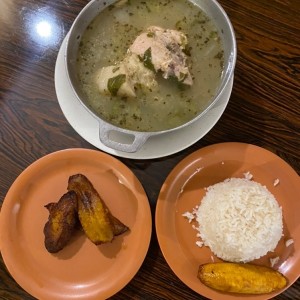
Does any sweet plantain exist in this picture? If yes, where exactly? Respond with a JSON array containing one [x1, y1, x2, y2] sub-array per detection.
[[111, 214, 129, 236], [198, 262, 287, 294], [68, 174, 128, 244], [43, 191, 78, 253]]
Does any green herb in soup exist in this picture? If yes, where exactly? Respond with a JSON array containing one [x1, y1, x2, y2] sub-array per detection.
[[141, 47, 156, 73], [107, 74, 127, 96], [77, 0, 224, 132]]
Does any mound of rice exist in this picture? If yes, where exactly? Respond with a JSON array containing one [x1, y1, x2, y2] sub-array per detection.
[[196, 178, 283, 263]]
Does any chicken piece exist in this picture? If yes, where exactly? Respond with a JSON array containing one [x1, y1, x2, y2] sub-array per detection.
[[96, 53, 157, 98], [123, 52, 157, 90], [43, 191, 78, 253], [130, 26, 193, 85], [67, 174, 129, 245], [198, 262, 287, 294]]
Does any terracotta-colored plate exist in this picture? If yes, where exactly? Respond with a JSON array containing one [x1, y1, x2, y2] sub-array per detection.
[[156, 142, 300, 300], [0, 149, 151, 300]]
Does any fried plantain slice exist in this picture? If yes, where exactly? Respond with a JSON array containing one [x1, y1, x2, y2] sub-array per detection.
[[198, 262, 287, 294], [111, 214, 129, 236], [43, 191, 78, 253], [68, 174, 129, 245]]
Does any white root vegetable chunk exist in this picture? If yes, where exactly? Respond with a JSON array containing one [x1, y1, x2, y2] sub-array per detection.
[[96, 53, 157, 98], [96, 65, 136, 98]]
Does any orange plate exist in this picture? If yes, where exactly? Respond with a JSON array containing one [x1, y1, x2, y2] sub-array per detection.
[[156, 142, 300, 300], [0, 149, 152, 300]]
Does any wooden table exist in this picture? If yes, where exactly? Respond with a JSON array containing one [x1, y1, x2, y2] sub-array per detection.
[[0, 0, 299, 299]]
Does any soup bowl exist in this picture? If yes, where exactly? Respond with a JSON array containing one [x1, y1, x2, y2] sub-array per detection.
[[65, 0, 236, 153]]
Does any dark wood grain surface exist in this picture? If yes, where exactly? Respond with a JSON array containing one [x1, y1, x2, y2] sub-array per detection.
[[0, 0, 299, 299]]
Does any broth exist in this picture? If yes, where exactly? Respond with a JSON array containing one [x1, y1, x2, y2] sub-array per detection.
[[77, 0, 224, 132]]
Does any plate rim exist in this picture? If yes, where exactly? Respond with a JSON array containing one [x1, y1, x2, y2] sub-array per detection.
[[0, 148, 152, 300], [155, 142, 300, 300]]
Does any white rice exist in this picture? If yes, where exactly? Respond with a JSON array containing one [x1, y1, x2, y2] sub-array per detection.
[[181, 211, 195, 223], [270, 256, 280, 267], [195, 178, 283, 263], [243, 171, 253, 180], [285, 239, 294, 247]]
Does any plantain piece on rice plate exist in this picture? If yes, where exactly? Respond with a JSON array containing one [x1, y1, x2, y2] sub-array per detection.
[[67, 173, 129, 244], [43, 190, 79, 253], [198, 262, 287, 294]]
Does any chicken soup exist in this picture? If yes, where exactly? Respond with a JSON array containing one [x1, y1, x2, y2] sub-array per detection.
[[77, 0, 224, 132]]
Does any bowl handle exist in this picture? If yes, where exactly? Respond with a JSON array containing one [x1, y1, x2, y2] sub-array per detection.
[[98, 120, 151, 153]]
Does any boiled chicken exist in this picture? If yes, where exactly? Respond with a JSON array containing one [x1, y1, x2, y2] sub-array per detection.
[[96, 26, 192, 98], [130, 26, 193, 85]]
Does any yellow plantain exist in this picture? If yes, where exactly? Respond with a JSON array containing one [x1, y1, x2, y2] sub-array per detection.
[[198, 262, 287, 294], [68, 174, 128, 244], [43, 191, 78, 253]]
